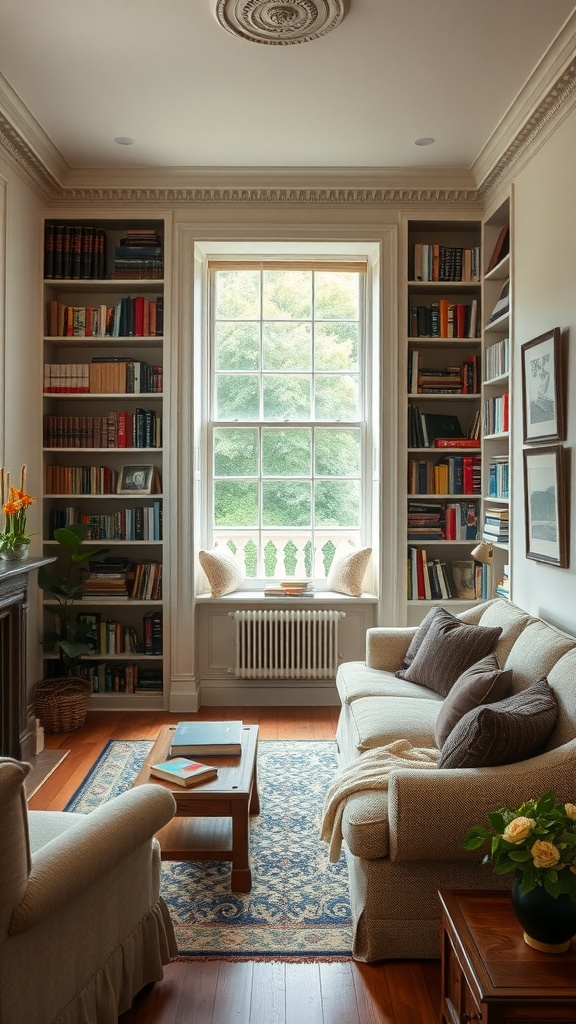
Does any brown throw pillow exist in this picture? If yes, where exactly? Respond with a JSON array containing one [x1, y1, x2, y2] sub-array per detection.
[[400, 612, 502, 697], [396, 606, 451, 679], [434, 654, 512, 749], [438, 677, 558, 769]]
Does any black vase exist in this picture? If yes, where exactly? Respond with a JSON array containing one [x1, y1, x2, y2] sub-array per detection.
[[511, 876, 576, 953]]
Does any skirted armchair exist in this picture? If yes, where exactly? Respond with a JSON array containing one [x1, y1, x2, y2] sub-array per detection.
[[0, 756, 178, 1024]]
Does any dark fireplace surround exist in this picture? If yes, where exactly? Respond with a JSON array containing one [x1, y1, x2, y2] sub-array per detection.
[[0, 559, 47, 761]]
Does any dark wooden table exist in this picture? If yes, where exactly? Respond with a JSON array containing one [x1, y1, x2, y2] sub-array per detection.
[[439, 889, 576, 1024], [133, 723, 260, 892]]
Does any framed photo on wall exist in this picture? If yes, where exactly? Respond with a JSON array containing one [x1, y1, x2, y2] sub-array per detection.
[[523, 445, 568, 567], [521, 328, 565, 443]]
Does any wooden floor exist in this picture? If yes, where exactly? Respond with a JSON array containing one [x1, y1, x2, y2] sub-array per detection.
[[33, 707, 441, 1024]]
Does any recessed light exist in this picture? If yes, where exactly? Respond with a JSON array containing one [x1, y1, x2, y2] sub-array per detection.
[[114, 136, 135, 146], [414, 137, 435, 147]]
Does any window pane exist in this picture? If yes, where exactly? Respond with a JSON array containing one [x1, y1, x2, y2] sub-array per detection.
[[215, 270, 260, 319], [315, 481, 361, 527], [216, 374, 259, 419], [263, 482, 311, 527], [215, 322, 260, 371], [214, 481, 258, 527], [315, 321, 359, 370], [315, 375, 359, 420], [263, 322, 312, 370], [262, 270, 312, 320], [262, 428, 311, 476], [315, 428, 361, 476], [214, 428, 258, 476], [314, 272, 360, 321], [263, 375, 311, 420]]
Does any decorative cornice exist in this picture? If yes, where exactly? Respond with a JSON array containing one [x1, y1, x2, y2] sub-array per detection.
[[214, 0, 348, 45], [0, 112, 60, 199], [56, 185, 479, 204]]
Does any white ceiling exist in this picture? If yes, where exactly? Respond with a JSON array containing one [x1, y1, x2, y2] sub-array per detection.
[[0, 0, 574, 171]]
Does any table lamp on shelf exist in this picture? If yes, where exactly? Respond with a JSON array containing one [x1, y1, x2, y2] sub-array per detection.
[[470, 541, 493, 565]]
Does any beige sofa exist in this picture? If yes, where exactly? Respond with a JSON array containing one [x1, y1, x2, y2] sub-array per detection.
[[0, 757, 178, 1024], [334, 598, 576, 962]]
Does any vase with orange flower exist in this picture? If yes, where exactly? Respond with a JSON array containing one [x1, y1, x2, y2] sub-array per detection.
[[0, 465, 36, 561]]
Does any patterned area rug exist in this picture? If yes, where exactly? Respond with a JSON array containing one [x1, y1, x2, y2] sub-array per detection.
[[65, 738, 352, 960]]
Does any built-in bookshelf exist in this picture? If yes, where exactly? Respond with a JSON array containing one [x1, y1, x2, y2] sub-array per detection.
[[403, 219, 483, 624], [41, 218, 168, 708], [481, 196, 512, 601]]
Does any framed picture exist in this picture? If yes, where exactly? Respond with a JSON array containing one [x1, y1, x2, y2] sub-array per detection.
[[523, 446, 568, 567], [117, 465, 157, 494], [521, 328, 565, 443], [76, 612, 100, 652]]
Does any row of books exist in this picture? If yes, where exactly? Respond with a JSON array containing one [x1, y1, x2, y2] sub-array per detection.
[[409, 299, 478, 339], [44, 360, 163, 394], [80, 611, 162, 656], [483, 393, 509, 435], [408, 408, 481, 449], [45, 464, 164, 495], [43, 410, 162, 449], [410, 244, 481, 283], [48, 502, 162, 541], [408, 550, 488, 601], [79, 663, 163, 694], [408, 456, 481, 496], [111, 229, 163, 280], [488, 456, 509, 499], [46, 296, 163, 337], [482, 507, 509, 543], [407, 500, 479, 541], [408, 353, 479, 395], [484, 337, 509, 381], [44, 224, 106, 280], [131, 561, 163, 601], [81, 558, 162, 601]]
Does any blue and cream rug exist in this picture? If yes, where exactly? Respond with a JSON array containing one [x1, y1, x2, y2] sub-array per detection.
[[66, 738, 352, 961]]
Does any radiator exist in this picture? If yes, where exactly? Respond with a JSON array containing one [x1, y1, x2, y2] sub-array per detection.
[[230, 609, 344, 680]]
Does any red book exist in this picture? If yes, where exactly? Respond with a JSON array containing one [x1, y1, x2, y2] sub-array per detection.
[[444, 506, 456, 540], [117, 410, 127, 448], [456, 304, 466, 338], [134, 296, 145, 336], [502, 392, 509, 432], [416, 549, 425, 600], [462, 457, 475, 494], [434, 438, 480, 449]]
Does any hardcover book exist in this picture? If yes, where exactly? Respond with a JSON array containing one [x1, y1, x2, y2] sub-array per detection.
[[169, 720, 243, 756], [149, 757, 218, 787]]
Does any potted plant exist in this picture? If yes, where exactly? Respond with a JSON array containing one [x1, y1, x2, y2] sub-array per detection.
[[0, 465, 36, 561], [464, 791, 576, 952], [33, 523, 108, 732]]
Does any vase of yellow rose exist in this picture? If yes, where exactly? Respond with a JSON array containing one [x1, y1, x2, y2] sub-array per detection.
[[465, 791, 576, 953]]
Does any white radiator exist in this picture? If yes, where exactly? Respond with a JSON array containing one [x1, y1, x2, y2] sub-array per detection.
[[230, 609, 344, 680]]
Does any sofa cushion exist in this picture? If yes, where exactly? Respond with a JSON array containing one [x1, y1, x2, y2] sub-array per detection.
[[477, 600, 534, 666], [327, 543, 372, 597], [434, 654, 513, 749], [396, 606, 444, 677], [399, 611, 503, 697], [505, 619, 576, 694], [198, 547, 244, 597], [542, 648, 576, 751], [341, 789, 390, 860], [337, 660, 445, 706], [348, 695, 441, 752], [438, 678, 558, 769]]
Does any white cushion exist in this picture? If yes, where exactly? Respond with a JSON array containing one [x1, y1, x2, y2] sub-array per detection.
[[327, 544, 371, 597], [198, 548, 244, 597]]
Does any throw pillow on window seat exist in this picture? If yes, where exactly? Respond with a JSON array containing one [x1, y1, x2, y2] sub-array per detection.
[[199, 547, 244, 597], [397, 610, 503, 697], [327, 544, 372, 597], [438, 677, 558, 769], [434, 653, 513, 749]]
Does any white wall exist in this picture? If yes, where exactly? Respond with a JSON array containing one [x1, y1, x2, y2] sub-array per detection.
[[511, 105, 576, 632]]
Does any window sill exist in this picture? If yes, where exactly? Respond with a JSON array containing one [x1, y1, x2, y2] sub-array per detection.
[[195, 590, 379, 604]]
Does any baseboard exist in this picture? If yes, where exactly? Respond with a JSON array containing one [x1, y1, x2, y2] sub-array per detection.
[[25, 749, 69, 798], [199, 679, 340, 706]]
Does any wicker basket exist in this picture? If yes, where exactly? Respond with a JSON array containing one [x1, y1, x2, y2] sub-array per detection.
[[32, 676, 92, 733]]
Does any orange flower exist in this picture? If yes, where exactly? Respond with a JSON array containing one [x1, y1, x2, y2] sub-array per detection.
[[3, 500, 20, 516]]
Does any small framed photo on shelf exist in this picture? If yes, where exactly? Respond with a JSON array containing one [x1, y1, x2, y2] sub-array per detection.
[[76, 612, 100, 652], [521, 327, 565, 443], [117, 465, 158, 494], [523, 445, 568, 568]]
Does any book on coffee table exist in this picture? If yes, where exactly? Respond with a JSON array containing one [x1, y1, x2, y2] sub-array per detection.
[[149, 757, 218, 787], [169, 720, 243, 756]]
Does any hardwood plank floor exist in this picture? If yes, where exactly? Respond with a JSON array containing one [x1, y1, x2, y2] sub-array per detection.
[[34, 708, 440, 1024]]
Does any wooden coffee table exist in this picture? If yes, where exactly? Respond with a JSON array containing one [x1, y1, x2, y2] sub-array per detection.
[[133, 723, 260, 892]]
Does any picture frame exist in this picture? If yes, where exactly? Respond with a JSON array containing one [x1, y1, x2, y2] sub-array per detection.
[[76, 612, 101, 652], [521, 328, 565, 443], [523, 445, 568, 567], [117, 465, 157, 494]]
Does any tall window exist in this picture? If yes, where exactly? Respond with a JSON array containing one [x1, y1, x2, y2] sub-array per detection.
[[208, 262, 370, 580]]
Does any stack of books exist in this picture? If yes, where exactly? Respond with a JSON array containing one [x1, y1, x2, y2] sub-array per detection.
[[82, 558, 133, 599], [482, 507, 509, 544], [407, 501, 444, 541], [110, 229, 163, 280], [264, 579, 312, 597], [496, 564, 510, 599]]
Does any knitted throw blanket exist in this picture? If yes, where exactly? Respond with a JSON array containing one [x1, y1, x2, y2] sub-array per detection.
[[320, 739, 439, 862]]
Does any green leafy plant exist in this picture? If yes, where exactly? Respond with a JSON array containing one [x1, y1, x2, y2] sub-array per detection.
[[464, 791, 576, 900], [38, 524, 108, 676]]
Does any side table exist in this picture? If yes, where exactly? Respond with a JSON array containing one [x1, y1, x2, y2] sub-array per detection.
[[439, 889, 576, 1024]]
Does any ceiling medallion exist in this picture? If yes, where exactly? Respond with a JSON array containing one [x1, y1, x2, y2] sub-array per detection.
[[215, 0, 348, 45]]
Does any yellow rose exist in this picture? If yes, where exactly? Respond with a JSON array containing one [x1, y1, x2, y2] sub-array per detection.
[[501, 816, 536, 844], [531, 840, 560, 869], [565, 803, 576, 821]]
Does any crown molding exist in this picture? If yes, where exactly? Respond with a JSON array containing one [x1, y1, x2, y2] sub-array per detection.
[[0, 73, 66, 197]]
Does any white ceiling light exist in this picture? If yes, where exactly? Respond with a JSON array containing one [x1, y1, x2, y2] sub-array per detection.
[[414, 137, 435, 147], [214, 0, 348, 45], [114, 136, 136, 146]]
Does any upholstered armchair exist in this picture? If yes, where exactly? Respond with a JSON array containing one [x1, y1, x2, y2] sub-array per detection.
[[0, 757, 177, 1024]]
